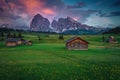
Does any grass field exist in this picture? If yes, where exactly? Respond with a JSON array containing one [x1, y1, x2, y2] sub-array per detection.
[[0, 33, 120, 80]]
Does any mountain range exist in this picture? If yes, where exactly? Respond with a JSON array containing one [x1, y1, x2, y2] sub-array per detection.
[[30, 14, 106, 34], [0, 14, 108, 34]]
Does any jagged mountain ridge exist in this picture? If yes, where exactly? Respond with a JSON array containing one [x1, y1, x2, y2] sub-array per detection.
[[1, 14, 103, 34], [51, 16, 100, 33]]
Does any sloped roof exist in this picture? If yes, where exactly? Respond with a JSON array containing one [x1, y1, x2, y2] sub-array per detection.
[[6, 38, 21, 42], [66, 36, 89, 44]]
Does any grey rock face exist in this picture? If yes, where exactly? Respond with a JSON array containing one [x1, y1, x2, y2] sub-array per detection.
[[51, 16, 98, 33], [30, 14, 50, 32]]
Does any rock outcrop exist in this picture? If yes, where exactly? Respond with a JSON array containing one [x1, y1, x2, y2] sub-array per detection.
[[30, 14, 50, 32]]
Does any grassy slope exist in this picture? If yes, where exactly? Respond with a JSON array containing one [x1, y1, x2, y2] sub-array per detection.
[[0, 33, 120, 80]]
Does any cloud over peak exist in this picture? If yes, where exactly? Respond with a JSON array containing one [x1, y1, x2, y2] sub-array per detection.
[[67, 2, 86, 9], [0, 0, 120, 27]]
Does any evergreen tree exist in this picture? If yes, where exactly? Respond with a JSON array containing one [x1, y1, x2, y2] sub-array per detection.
[[38, 35, 41, 40], [102, 36, 105, 42], [13, 33, 17, 38], [59, 34, 64, 40], [18, 32, 22, 38], [0, 32, 4, 41], [7, 32, 11, 38]]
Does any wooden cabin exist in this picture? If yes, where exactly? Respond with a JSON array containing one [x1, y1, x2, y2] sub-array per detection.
[[6, 38, 22, 47], [108, 36, 118, 44], [66, 36, 89, 50], [23, 40, 32, 45]]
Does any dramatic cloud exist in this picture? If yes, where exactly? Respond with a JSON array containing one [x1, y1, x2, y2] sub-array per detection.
[[0, 0, 65, 25], [112, 0, 120, 7], [0, 7, 4, 12], [63, 9, 99, 23], [84, 14, 112, 27], [67, 2, 86, 9], [109, 11, 120, 16], [0, 0, 120, 27], [100, 11, 120, 17], [5, 0, 57, 16], [41, 8, 56, 15]]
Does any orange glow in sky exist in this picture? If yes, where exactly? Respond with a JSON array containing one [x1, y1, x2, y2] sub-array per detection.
[[42, 8, 56, 15], [19, 0, 55, 16]]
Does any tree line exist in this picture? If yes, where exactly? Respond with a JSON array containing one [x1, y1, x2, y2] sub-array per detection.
[[0, 32, 22, 41]]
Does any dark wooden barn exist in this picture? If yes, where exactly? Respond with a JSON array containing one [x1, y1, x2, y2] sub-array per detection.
[[66, 36, 89, 50], [108, 36, 118, 44], [6, 38, 22, 47]]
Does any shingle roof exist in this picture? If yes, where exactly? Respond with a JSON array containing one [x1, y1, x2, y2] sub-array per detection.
[[66, 36, 78, 43], [66, 36, 89, 44], [6, 38, 21, 42]]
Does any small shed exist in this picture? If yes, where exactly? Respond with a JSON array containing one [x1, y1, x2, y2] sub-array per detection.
[[108, 36, 118, 44], [6, 38, 22, 47], [66, 36, 89, 50], [23, 40, 32, 45]]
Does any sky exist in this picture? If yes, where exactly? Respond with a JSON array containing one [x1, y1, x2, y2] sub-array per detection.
[[0, 0, 120, 28]]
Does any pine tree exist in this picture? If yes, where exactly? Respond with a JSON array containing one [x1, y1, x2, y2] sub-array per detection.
[[38, 35, 41, 40], [13, 33, 17, 38], [1, 32, 4, 41], [59, 34, 64, 40], [102, 36, 105, 42], [18, 32, 22, 38], [7, 32, 11, 38]]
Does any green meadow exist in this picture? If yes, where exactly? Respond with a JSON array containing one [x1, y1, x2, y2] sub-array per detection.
[[0, 33, 120, 80]]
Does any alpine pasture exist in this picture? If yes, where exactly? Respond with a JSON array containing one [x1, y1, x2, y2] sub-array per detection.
[[0, 33, 120, 80]]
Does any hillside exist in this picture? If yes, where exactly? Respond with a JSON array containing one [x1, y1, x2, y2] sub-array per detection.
[[103, 27, 120, 34]]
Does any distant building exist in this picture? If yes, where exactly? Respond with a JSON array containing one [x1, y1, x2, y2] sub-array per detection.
[[107, 36, 118, 44], [23, 40, 32, 45], [66, 36, 89, 50], [6, 38, 22, 47]]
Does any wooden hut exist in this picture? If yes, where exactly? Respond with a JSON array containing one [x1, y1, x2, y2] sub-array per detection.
[[108, 36, 118, 44], [6, 38, 22, 47], [66, 36, 89, 50], [23, 40, 32, 45]]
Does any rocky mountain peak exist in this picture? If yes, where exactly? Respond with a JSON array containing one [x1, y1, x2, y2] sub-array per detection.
[[51, 16, 100, 33], [30, 14, 102, 33], [67, 16, 76, 22], [30, 14, 50, 32]]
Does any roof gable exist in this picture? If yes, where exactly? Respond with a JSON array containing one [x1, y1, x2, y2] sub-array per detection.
[[66, 36, 89, 44], [6, 38, 21, 42]]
